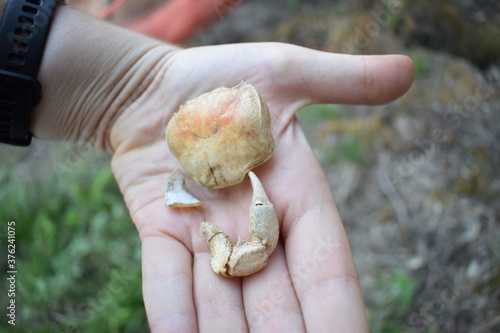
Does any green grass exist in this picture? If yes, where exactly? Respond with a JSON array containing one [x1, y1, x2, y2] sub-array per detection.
[[325, 133, 366, 165], [297, 104, 367, 165], [408, 49, 431, 77], [368, 268, 419, 333], [296, 103, 344, 124], [0, 144, 146, 332]]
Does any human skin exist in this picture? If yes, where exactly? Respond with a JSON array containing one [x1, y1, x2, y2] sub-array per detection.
[[3, 3, 414, 332]]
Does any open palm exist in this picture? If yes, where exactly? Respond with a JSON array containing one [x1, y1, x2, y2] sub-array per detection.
[[108, 43, 414, 332]]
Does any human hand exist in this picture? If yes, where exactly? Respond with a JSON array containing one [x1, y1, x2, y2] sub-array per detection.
[[107, 43, 413, 332], [32, 8, 414, 332]]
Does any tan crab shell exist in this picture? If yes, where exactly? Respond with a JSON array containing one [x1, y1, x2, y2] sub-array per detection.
[[166, 81, 274, 189]]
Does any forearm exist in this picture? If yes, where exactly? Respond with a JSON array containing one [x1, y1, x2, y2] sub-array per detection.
[[25, 5, 178, 150]]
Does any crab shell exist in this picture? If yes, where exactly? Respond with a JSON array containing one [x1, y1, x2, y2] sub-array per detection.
[[166, 81, 274, 189]]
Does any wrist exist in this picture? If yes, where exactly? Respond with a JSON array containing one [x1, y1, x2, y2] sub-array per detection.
[[31, 6, 178, 151]]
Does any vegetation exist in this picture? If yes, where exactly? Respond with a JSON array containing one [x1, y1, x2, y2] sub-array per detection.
[[0, 144, 147, 333], [368, 268, 419, 333]]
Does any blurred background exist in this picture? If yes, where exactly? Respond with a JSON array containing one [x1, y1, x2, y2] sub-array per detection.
[[1, 0, 499, 332]]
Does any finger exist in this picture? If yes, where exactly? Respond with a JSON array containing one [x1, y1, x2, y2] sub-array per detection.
[[141, 233, 198, 332], [241, 243, 305, 332], [193, 252, 248, 332], [281, 166, 369, 332], [261, 43, 414, 106], [287, 204, 368, 332]]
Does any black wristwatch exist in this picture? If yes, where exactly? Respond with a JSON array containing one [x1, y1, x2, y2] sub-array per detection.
[[0, 0, 63, 146]]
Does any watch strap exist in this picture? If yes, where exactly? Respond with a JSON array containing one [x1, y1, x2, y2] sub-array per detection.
[[0, 0, 62, 146]]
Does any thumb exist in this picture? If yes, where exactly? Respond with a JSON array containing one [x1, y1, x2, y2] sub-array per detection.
[[263, 43, 414, 107]]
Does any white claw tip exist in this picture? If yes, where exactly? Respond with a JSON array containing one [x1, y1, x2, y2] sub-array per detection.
[[248, 171, 271, 206]]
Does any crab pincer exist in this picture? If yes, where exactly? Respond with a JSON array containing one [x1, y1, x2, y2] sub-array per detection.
[[201, 171, 279, 277]]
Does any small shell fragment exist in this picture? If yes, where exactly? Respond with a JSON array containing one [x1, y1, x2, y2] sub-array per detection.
[[165, 169, 203, 207], [166, 81, 274, 189]]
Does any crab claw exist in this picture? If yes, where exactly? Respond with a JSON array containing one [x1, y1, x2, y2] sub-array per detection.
[[201, 171, 279, 277], [248, 171, 279, 256]]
